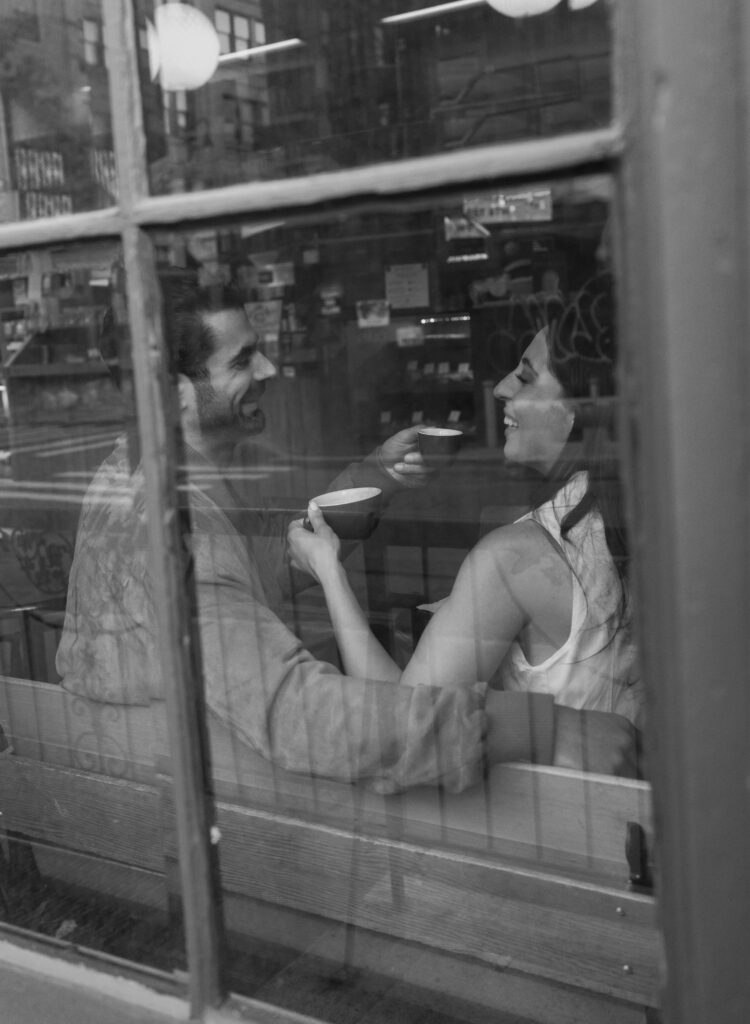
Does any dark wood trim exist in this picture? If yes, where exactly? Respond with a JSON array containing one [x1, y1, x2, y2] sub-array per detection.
[[619, 2, 750, 1022]]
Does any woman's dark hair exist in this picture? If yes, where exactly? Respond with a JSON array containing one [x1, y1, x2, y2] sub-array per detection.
[[532, 273, 628, 573]]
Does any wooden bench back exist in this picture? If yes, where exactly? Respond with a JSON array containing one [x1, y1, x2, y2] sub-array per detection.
[[0, 674, 660, 1007]]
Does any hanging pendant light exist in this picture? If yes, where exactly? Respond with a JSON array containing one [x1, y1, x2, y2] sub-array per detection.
[[485, 0, 562, 17], [147, 3, 220, 92]]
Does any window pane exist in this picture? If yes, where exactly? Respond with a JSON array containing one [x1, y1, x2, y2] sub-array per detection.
[[214, 7, 232, 54], [0, 2, 117, 222], [144, 175, 656, 1018], [234, 15, 250, 50], [138, 0, 611, 194], [252, 17, 266, 47], [0, 241, 186, 979]]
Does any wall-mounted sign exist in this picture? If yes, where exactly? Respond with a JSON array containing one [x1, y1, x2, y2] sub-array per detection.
[[443, 216, 490, 241], [356, 299, 389, 328], [395, 325, 424, 348], [317, 281, 342, 317], [385, 263, 429, 310], [463, 188, 552, 223], [244, 299, 283, 346], [249, 262, 295, 288]]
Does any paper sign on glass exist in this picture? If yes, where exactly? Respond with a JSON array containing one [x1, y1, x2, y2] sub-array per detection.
[[385, 263, 429, 309]]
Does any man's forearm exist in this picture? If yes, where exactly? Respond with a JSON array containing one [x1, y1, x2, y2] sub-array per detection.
[[484, 689, 557, 765], [330, 448, 402, 503]]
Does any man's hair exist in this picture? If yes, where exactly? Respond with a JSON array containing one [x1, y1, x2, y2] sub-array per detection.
[[99, 278, 248, 386], [161, 279, 247, 381]]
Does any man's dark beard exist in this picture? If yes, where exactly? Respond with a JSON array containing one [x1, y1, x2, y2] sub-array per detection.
[[195, 379, 233, 433], [194, 379, 265, 436]]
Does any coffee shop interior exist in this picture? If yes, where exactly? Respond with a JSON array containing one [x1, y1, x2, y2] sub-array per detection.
[[0, 178, 643, 1022], [0, 176, 611, 676], [3, 1, 750, 1021]]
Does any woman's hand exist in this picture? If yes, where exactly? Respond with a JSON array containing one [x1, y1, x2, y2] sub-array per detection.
[[288, 503, 402, 683], [287, 501, 341, 582]]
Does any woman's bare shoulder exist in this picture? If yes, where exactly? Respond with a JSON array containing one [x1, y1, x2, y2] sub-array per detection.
[[466, 519, 569, 591], [473, 519, 554, 561]]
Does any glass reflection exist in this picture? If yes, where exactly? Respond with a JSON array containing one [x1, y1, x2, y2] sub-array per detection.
[[0, 240, 186, 976], [0, 2, 611, 214], [0, 3, 611, 217], [0, 1, 116, 222], [0, 179, 657, 1014], [136, 179, 649, 1009], [139, 0, 611, 193]]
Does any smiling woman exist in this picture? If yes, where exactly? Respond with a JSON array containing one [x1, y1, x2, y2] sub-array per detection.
[[494, 327, 574, 473], [288, 277, 643, 739]]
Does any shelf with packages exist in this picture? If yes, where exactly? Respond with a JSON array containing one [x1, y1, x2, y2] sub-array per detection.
[[4, 328, 129, 422], [5, 361, 117, 378], [379, 379, 475, 396], [278, 345, 319, 378], [3, 327, 131, 486], [374, 314, 479, 441]]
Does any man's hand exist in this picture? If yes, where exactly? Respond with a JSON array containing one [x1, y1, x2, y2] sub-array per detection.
[[377, 427, 434, 488], [553, 705, 639, 778]]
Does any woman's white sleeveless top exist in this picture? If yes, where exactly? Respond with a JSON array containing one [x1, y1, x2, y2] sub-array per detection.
[[499, 472, 643, 728]]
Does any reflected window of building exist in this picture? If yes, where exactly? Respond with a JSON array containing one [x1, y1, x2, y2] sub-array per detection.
[[215, 5, 252, 56], [0, 1, 116, 220], [136, 0, 611, 194], [252, 16, 265, 46], [82, 17, 104, 67]]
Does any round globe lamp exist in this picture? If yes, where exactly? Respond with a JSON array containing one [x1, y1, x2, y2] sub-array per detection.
[[485, 0, 561, 16], [147, 3, 220, 92]]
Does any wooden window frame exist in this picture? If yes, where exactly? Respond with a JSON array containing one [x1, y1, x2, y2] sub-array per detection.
[[0, 1, 748, 1022]]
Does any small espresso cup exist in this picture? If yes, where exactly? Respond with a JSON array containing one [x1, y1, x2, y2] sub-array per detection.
[[417, 427, 463, 468], [303, 486, 383, 540]]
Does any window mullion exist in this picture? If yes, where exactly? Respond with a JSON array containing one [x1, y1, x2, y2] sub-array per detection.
[[0, 209, 123, 252], [618, 2, 750, 1022], [124, 125, 622, 228], [103, 0, 225, 1015]]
